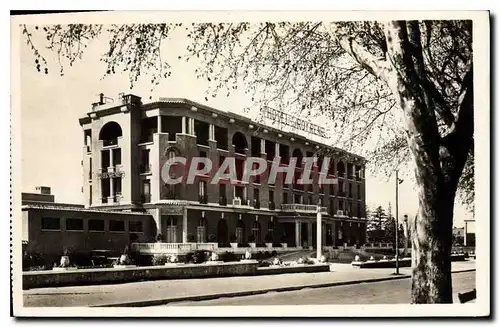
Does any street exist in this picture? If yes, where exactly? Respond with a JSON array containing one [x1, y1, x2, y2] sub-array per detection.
[[163, 271, 476, 306]]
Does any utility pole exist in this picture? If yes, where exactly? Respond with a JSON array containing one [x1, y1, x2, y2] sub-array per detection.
[[395, 169, 400, 275]]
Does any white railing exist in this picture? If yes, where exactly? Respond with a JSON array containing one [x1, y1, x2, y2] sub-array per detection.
[[280, 204, 328, 214], [131, 242, 218, 254]]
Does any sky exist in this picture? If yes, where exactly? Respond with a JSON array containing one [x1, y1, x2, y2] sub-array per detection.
[[19, 24, 474, 228]]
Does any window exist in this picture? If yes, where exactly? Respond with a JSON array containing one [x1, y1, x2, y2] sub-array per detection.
[[109, 220, 125, 232], [142, 180, 151, 202], [141, 149, 150, 173], [199, 180, 207, 196], [129, 221, 143, 233], [348, 183, 353, 198], [253, 188, 260, 202], [283, 192, 289, 204], [167, 149, 176, 160], [166, 216, 177, 243], [41, 217, 60, 230], [269, 190, 274, 202], [113, 148, 122, 166], [66, 218, 83, 231], [357, 184, 361, 199], [199, 151, 207, 158], [236, 219, 245, 244], [101, 150, 110, 169], [197, 218, 207, 243], [219, 184, 226, 198], [88, 219, 104, 231], [252, 221, 262, 244]]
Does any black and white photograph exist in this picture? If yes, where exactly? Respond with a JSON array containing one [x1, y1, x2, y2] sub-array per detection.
[[9, 10, 490, 317]]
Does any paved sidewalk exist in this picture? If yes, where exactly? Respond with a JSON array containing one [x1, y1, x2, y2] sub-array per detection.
[[23, 260, 475, 307]]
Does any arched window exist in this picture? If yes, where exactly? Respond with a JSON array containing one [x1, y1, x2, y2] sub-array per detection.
[[252, 220, 261, 244], [197, 217, 208, 243], [236, 219, 245, 244], [166, 216, 177, 243], [99, 122, 122, 146], [232, 132, 248, 154]]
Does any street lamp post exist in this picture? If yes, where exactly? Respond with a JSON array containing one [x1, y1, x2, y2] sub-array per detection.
[[403, 214, 409, 256], [395, 170, 400, 275], [316, 202, 322, 260]]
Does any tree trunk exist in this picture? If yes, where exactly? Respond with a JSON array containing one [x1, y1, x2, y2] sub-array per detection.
[[410, 177, 456, 303]]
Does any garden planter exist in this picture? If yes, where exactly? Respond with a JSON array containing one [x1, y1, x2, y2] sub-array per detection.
[[249, 242, 256, 248], [265, 243, 273, 248], [281, 243, 287, 249], [230, 242, 238, 248]]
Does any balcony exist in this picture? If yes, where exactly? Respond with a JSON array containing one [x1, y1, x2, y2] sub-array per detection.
[[269, 201, 276, 210], [199, 194, 208, 204], [253, 199, 260, 209], [280, 204, 328, 214], [219, 196, 227, 206]]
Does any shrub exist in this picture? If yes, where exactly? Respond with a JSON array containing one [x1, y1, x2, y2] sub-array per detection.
[[219, 251, 239, 262], [22, 250, 45, 271], [271, 250, 278, 257], [192, 250, 207, 263], [152, 254, 169, 266]]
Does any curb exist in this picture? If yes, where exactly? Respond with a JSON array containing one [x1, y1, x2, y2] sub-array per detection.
[[94, 268, 475, 307]]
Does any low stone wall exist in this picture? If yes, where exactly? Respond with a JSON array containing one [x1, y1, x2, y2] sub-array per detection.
[[257, 264, 330, 275], [23, 261, 259, 289], [352, 258, 412, 269], [351, 254, 466, 269]]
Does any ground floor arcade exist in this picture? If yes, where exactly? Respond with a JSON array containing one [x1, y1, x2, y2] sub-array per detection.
[[147, 205, 367, 247]]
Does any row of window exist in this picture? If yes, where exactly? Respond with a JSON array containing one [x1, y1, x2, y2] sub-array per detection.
[[40, 217, 143, 232]]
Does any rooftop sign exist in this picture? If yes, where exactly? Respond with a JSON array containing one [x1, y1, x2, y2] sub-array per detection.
[[261, 106, 327, 138]]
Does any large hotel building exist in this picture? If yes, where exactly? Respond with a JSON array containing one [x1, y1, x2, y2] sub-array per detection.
[[23, 93, 367, 257]]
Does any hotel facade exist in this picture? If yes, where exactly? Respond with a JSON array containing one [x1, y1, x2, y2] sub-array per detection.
[[23, 93, 368, 257], [80, 93, 367, 247]]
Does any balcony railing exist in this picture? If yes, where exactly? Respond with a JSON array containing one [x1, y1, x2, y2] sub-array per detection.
[[199, 194, 208, 204], [269, 201, 275, 210], [253, 199, 260, 209], [280, 204, 328, 214], [219, 196, 227, 206], [131, 242, 218, 255]]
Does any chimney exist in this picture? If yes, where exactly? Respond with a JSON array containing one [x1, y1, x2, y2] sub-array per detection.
[[99, 93, 104, 105], [35, 186, 51, 195]]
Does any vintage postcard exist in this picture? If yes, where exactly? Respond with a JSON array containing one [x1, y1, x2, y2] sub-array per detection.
[[10, 10, 490, 317]]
